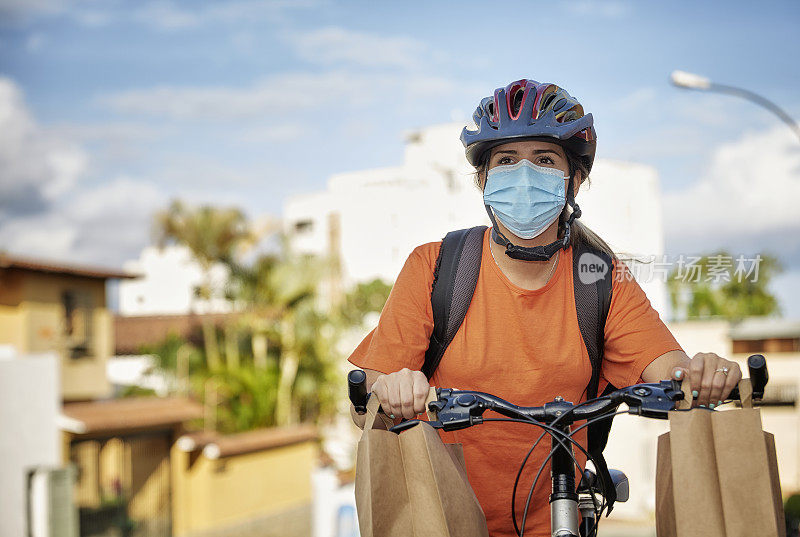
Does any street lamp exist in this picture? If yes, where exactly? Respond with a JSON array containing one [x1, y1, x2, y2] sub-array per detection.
[[670, 70, 800, 144]]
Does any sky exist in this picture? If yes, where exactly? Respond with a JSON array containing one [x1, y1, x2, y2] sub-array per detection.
[[1, 0, 799, 315]]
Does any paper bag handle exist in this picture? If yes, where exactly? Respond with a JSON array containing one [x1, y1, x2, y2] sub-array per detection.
[[363, 387, 440, 431], [738, 378, 754, 408], [364, 393, 395, 431], [424, 387, 438, 422], [677, 377, 693, 410], [675, 377, 754, 409]]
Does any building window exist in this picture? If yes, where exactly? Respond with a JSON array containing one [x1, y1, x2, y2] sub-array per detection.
[[732, 338, 800, 354], [62, 290, 93, 359], [294, 220, 313, 233]]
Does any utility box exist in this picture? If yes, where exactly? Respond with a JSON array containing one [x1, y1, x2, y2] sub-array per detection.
[[28, 466, 79, 537]]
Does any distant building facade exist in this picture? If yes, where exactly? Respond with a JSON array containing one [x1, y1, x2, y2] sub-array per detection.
[[283, 122, 669, 316], [0, 253, 136, 401], [118, 245, 232, 317]]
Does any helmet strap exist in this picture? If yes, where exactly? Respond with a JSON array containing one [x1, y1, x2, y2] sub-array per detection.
[[487, 175, 582, 262]]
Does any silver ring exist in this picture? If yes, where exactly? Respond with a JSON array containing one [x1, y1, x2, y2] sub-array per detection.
[[715, 367, 729, 376]]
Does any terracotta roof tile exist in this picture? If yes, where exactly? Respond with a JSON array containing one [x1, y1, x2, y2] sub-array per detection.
[[201, 425, 318, 459], [62, 397, 203, 435], [0, 253, 138, 280]]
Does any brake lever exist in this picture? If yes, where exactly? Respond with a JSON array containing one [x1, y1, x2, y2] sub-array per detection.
[[621, 380, 685, 419], [423, 389, 491, 432]]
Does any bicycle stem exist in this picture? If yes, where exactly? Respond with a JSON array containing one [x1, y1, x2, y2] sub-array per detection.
[[549, 417, 580, 537]]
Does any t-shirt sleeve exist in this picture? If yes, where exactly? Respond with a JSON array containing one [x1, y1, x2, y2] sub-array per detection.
[[602, 260, 683, 388], [347, 242, 439, 374]]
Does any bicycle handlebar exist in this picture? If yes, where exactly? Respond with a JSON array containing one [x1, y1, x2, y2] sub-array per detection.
[[349, 354, 769, 433], [348, 369, 368, 414], [348, 354, 769, 537]]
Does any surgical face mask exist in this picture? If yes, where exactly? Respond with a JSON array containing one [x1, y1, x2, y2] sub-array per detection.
[[483, 159, 567, 240]]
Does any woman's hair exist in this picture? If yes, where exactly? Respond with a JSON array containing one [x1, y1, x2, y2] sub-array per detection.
[[474, 144, 616, 259]]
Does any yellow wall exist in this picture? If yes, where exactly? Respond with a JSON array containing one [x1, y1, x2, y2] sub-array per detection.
[[60, 306, 112, 400], [127, 434, 171, 523], [0, 270, 112, 400], [18, 271, 106, 307], [171, 441, 317, 536], [72, 439, 102, 508], [0, 305, 24, 351]]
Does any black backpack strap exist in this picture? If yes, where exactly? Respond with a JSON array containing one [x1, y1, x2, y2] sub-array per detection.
[[422, 226, 486, 380], [573, 244, 614, 402], [572, 242, 616, 511]]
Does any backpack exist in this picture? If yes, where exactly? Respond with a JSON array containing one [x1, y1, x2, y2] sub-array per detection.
[[421, 225, 619, 510]]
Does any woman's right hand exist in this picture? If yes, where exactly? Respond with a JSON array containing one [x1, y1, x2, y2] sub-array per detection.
[[371, 368, 430, 420]]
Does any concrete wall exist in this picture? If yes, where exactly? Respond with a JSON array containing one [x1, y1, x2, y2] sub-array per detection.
[[0, 354, 61, 537], [171, 441, 317, 536]]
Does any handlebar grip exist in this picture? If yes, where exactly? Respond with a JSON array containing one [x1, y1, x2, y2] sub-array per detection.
[[348, 369, 368, 414], [725, 354, 769, 401], [747, 354, 768, 398]]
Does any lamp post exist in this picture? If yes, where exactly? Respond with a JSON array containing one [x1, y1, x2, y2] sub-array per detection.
[[670, 70, 800, 144]]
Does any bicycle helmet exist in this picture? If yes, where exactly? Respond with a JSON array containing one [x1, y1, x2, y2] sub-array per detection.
[[461, 79, 596, 173]]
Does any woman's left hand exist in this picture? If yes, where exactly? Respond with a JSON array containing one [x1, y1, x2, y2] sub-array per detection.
[[671, 352, 743, 408]]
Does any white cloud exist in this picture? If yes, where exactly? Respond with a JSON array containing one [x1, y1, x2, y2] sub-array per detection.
[[25, 32, 46, 52], [598, 85, 788, 162], [121, 0, 324, 31], [0, 177, 163, 264], [0, 0, 65, 19], [50, 121, 168, 143], [237, 123, 307, 144], [134, 1, 200, 30], [1, 0, 321, 28], [289, 27, 430, 69], [564, 0, 631, 19], [663, 127, 800, 252], [72, 9, 114, 27], [99, 70, 463, 120], [0, 77, 165, 266], [0, 77, 87, 220], [64, 177, 163, 260]]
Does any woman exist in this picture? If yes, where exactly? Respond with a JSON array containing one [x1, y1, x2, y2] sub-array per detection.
[[348, 79, 741, 537]]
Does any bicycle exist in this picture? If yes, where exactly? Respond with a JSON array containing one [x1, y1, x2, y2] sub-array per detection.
[[348, 353, 769, 537]]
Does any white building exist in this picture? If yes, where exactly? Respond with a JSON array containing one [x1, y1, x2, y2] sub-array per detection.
[[118, 245, 232, 316], [0, 350, 75, 537], [284, 122, 669, 316]]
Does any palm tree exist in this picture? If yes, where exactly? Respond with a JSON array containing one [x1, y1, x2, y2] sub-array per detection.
[[229, 235, 329, 426], [153, 200, 253, 369], [151, 201, 341, 429]]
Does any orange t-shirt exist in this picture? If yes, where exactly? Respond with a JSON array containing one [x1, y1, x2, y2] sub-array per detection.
[[348, 228, 681, 537]]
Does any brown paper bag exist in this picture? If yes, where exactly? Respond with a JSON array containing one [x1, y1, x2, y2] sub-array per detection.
[[655, 380, 785, 537], [354, 392, 489, 537]]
